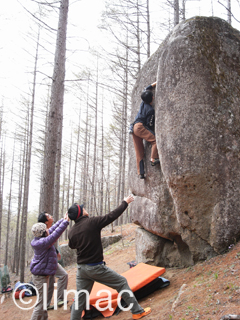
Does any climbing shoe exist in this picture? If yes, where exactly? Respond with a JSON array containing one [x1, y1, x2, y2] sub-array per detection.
[[58, 300, 68, 307], [132, 307, 151, 319], [151, 159, 160, 166], [47, 305, 54, 310], [139, 174, 145, 179]]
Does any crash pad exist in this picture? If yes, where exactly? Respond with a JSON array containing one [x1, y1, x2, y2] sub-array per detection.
[[87, 262, 165, 317]]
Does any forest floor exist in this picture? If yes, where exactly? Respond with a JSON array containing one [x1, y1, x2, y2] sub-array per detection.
[[1, 223, 240, 320]]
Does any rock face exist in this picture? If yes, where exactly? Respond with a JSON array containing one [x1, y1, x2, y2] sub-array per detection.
[[101, 234, 122, 249], [60, 243, 77, 267], [135, 228, 190, 267], [129, 17, 240, 267]]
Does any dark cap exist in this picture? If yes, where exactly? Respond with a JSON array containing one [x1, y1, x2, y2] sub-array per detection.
[[68, 203, 84, 221], [141, 90, 153, 104], [38, 212, 48, 223]]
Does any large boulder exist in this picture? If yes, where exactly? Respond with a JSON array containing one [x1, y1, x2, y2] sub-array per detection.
[[135, 227, 192, 267], [60, 244, 77, 267], [101, 234, 122, 248], [60, 235, 122, 267], [129, 16, 240, 267]]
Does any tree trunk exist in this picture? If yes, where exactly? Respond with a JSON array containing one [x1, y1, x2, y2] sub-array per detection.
[[40, 0, 69, 214], [82, 86, 89, 206], [65, 134, 72, 239], [5, 144, 15, 266], [53, 119, 62, 222], [90, 70, 99, 216], [146, 0, 150, 58], [60, 169, 66, 241], [227, 0, 232, 25], [12, 146, 24, 273], [174, 0, 179, 26], [0, 146, 4, 265], [136, 0, 141, 72], [182, 0, 186, 21], [0, 105, 5, 265], [85, 124, 91, 211], [39, 86, 50, 211], [72, 110, 81, 204], [17, 136, 27, 276], [100, 99, 104, 216], [20, 26, 40, 281]]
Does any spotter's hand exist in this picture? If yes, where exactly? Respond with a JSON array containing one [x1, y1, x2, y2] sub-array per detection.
[[124, 194, 135, 204]]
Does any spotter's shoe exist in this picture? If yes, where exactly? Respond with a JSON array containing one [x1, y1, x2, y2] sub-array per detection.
[[132, 307, 151, 319], [47, 305, 54, 310], [58, 300, 68, 307]]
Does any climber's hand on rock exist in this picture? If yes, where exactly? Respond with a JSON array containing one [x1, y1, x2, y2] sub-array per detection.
[[124, 194, 135, 204], [151, 81, 157, 87]]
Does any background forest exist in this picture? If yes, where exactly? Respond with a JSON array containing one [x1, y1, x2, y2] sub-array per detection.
[[0, 0, 239, 281]]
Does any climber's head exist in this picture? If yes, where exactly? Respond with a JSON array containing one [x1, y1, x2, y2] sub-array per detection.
[[141, 90, 153, 104]]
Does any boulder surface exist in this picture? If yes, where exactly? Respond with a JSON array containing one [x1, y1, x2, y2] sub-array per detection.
[[60, 235, 122, 266], [129, 17, 240, 267]]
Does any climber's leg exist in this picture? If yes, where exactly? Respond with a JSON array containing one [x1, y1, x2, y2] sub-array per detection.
[[132, 131, 144, 175], [134, 123, 159, 162]]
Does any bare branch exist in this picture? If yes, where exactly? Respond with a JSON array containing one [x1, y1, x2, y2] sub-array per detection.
[[217, 0, 240, 23], [17, 0, 58, 31]]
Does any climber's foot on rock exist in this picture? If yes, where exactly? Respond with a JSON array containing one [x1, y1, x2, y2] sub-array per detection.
[[151, 159, 160, 166]]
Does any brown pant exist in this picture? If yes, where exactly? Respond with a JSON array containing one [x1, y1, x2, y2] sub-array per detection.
[[132, 122, 159, 175]]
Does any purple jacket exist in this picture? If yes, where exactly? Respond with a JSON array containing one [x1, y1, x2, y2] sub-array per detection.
[[30, 219, 69, 276]]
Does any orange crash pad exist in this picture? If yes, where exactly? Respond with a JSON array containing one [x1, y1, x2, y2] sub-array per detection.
[[88, 263, 165, 317]]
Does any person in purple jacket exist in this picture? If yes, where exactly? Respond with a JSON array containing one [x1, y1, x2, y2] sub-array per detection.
[[30, 213, 69, 320]]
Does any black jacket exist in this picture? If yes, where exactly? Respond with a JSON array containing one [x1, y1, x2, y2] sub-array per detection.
[[68, 201, 128, 264], [133, 85, 155, 131]]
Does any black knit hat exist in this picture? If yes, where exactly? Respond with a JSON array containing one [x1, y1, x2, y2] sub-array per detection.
[[141, 90, 153, 104], [68, 203, 84, 221]]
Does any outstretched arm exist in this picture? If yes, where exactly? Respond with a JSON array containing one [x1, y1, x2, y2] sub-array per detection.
[[97, 194, 135, 229], [124, 194, 135, 204], [145, 81, 157, 91]]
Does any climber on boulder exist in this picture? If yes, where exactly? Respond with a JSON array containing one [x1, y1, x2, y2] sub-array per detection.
[[130, 81, 160, 179]]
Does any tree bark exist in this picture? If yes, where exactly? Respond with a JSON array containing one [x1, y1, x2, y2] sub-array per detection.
[[174, 0, 179, 26], [12, 146, 24, 273], [5, 144, 15, 266], [90, 69, 99, 216], [100, 98, 104, 216], [65, 135, 72, 238], [82, 85, 90, 206], [72, 110, 81, 204], [182, 0, 186, 21], [147, 0, 150, 58], [60, 168, 66, 241], [17, 135, 27, 276], [20, 26, 40, 281], [0, 145, 4, 265], [53, 118, 62, 222], [40, 0, 69, 214], [227, 0, 232, 25]]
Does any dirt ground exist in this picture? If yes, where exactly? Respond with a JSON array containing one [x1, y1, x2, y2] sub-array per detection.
[[1, 223, 240, 320]]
